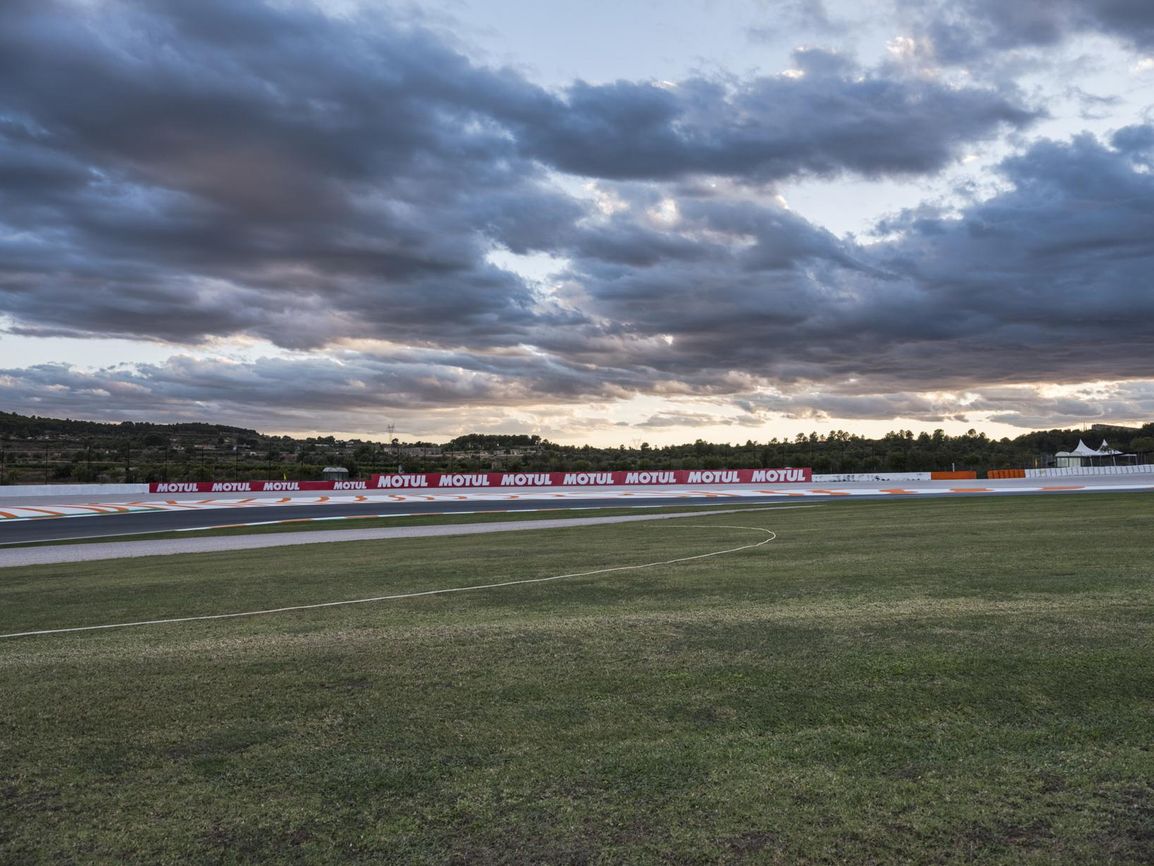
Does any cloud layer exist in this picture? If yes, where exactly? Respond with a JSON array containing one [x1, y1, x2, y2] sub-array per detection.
[[0, 0, 1032, 347], [903, 0, 1154, 62], [0, 0, 1151, 437]]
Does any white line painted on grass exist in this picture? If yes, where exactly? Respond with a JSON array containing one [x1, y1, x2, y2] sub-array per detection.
[[0, 524, 776, 639]]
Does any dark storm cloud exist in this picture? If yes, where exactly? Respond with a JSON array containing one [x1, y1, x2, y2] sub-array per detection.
[[552, 193, 869, 378], [2, 0, 1149, 431], [902, 0, 1154, 63], [856, 131, 1154, 386], [24, 124, 1147, 427], [508, 50, 1035, 182], [554, 129, 1154, 394], [0, 0, 1037, 352], [0, 0, 583, 348], [730, 381, 1154, 429], [0, 345, 639, 432]]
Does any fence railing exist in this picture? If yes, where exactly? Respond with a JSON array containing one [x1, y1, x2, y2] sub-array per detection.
[[812, 472, 932, 482], [1025, 464, 1154, 478]]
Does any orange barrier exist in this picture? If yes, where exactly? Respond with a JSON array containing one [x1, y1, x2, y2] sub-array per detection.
[[930, 470, 977, 480], [987, 468, 1026, 479]]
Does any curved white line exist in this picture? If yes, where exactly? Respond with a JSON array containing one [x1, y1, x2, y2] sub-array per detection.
[[0, 525, 775, 639]]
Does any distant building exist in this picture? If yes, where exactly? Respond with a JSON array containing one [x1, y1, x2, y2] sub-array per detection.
[[398, 446, 442, 458], [1090, 423, 1141, 434], [322, 466, 349, 480]]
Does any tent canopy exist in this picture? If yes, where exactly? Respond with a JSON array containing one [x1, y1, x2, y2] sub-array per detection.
[[1097, 440, 1123, 455], [1053, 439, 1136, 467], [1056, 439, 1123, 458]]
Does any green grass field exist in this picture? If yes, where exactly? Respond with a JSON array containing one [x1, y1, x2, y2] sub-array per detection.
[[2, 494, 1152, 864]]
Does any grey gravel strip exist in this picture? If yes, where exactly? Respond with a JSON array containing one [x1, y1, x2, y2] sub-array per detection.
[[0, 507, 810, 568]]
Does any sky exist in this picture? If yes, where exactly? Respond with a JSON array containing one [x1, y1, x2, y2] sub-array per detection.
[[1, 0, 1153, 446]]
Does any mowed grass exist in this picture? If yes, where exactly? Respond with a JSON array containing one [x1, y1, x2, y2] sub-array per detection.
[[1, 494, 1152, 864]]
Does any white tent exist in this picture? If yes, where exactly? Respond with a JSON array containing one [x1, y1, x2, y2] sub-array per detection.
[[1054, 439, 1133, 467], [1097, 440, 1124, 455], [1063, 439, 1099, 457]]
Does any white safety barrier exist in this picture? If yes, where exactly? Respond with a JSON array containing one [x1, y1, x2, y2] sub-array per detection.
[[812, 472, 932, 482], [1025, 464, 1154, 478], [0, 483, 149, 498]]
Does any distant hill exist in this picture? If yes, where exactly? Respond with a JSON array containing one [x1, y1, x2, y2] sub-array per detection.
[[0, 411, 260, 442]]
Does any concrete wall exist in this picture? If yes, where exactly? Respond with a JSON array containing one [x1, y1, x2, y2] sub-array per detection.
[[0, 483, 149, 499]]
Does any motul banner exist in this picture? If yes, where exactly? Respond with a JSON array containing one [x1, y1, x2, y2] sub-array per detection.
[[371, 467, 811, 489], [148, 467, 810, 495], [148, 480, 374, 494]]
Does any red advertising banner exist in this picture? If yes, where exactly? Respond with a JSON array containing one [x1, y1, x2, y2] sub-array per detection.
[[148, 468, 807, 494], [147, 467, 811, 494], [370, 467, 812, 489], [148, 480, 375, 494]]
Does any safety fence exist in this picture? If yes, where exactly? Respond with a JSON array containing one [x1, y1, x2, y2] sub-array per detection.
[[1025, 464, 1154, 479], [812, 472, 932, 482]]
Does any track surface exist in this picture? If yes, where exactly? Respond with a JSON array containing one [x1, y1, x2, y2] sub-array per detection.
[[0, 495, 781, 544], [1, 477, 1152, 545], [0, 509, 788, 569]]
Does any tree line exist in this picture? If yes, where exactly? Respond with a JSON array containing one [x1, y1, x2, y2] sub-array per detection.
[[0, 411, 1150, 484]]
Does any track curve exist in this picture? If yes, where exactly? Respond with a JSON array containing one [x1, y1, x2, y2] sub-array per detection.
[[2, 476, 1152, 545], [0, 494, 790, 544]]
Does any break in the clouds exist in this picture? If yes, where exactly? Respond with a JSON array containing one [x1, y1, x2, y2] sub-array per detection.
[[0, 0, 1150, 441]]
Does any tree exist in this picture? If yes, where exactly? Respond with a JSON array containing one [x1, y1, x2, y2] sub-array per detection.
[[1130, 437, 1154, 455]]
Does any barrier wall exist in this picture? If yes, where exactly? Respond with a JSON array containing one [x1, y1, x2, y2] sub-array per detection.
[[149, 467, 812, 494], [987, 469, 1026, 479], [370, 468, 812, 489], [149, 480, 376, 493], [32, 463, 1154, 497], [929, 470, 978, 480], [0, 483, 149, 498], [1025, 464, 1154, 479]]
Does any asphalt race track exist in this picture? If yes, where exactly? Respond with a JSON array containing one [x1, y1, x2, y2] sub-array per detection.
[[1, 493, 791, 544], [2, 475, 1153, 546]]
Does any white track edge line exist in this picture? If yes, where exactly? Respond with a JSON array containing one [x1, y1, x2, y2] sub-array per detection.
[[0, 504, 814, 546], [0, 525, 775, 639]]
